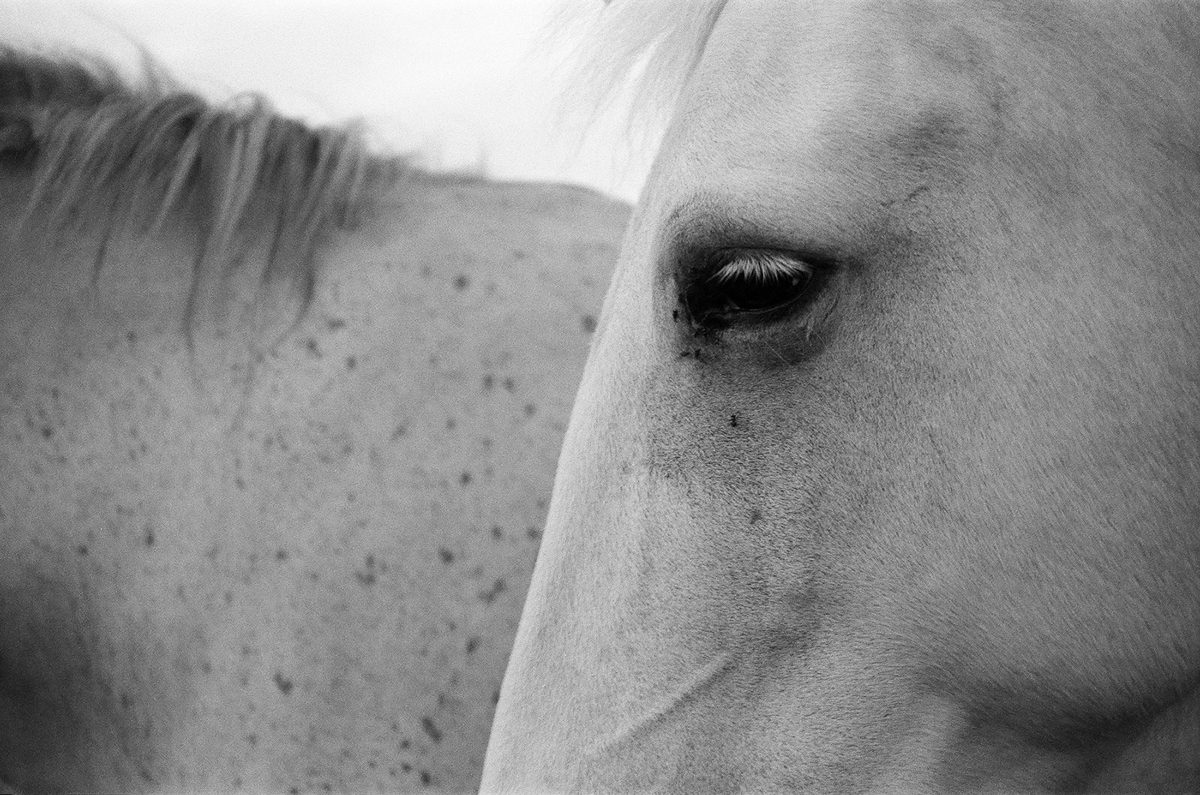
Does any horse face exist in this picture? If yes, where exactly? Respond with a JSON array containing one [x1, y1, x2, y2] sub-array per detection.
[[485, 1, 1200, 790]]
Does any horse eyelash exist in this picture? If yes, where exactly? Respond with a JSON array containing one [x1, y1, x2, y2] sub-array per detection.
[[708, 249, 813, 286]]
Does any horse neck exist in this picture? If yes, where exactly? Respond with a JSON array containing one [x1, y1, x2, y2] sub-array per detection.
[[0, 168, 293, 418]]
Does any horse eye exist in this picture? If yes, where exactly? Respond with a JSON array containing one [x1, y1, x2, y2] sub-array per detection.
[[684, 248, 820, 328]]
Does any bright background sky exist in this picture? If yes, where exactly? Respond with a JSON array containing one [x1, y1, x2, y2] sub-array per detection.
[[2, 0, 655, 202]]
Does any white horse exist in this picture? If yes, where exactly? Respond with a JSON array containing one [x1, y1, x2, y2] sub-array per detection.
[[485, 1, 1200, 790], [0, 46, 627, 792]]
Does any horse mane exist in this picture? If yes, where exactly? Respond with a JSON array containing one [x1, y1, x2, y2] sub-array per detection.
[[0, 45, 400, 318], [551, 0, 728, 135]]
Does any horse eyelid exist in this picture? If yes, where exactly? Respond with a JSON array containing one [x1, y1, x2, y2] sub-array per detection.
[[684, 247, 833, 329]]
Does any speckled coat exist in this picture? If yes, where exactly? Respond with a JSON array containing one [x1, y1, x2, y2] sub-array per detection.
[[0, 169, 628, 793]]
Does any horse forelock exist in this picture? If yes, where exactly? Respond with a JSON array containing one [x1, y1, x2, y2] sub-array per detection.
[[550, 0, 728, 137], [0, 46, 401, 317]]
